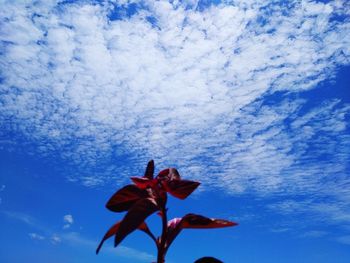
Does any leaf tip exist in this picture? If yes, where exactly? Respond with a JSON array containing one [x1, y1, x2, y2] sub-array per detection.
[[96, 242, 102, 255]]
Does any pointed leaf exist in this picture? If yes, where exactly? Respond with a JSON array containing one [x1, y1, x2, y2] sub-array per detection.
[[106, 185, 148, 212], [96, 221, 121, 254], [181, 213, 238, 229], [114, 198, 159, 247], [144, 160, 154, 179], [163, 179, 200, 199], [96, 221, 152, 254], [165, 214, 237, 248]]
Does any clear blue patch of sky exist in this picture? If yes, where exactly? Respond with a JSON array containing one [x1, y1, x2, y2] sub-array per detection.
[[108, 2, 141, 21], [106, 0, 227, 24], [195, 0, 222, 11], [106, 1, 160, 29], [302, 65, 350, 104]]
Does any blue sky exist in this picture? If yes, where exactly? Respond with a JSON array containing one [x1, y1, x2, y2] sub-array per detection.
[[0, 0, 349, 262]]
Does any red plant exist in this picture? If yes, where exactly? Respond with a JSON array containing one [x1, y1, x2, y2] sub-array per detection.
[[96, 160, 237, 262]]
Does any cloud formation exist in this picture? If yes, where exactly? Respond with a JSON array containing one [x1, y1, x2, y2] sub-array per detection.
[[29, 232, 45, 241], [0, 0, 349, 232], [28, 232, 62, 245]]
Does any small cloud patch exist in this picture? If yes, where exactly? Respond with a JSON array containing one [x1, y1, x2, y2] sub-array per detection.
[[29, 232, 45, 241], [51, 234, 61, 245], [63, 214, 74, 229]]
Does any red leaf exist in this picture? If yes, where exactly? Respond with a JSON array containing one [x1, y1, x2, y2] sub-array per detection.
[[165, 217, 182, 248], [96, 221, 151, 254], [106, 185, 148, 212], [157, 168, 169, 178], [181, 214, 238, 229], [96, 221, 121, 254], [114, 198, 159, 247], [130, 176, 155, 189], [165, 214, 237, 248], [144, 160, 154, 179], [163, 179, 200, 199]]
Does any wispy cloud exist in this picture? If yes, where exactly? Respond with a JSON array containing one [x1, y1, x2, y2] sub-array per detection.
[[0, 185, 5, 204], [336, 235, 350, 246], [300, 230, 328, 238], [0, 0, 349, 231], [2, 210, 47, 231], [29, 232, 62, 245], [29, 232, 45, 241], [61, 231, 154, 262]]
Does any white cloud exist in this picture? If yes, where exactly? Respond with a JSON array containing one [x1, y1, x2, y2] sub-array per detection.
[[63, 214, 73, 223], [0, 0, 349, 231], [63, 214, 74, 229]]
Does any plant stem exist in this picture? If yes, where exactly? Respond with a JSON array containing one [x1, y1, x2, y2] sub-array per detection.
[[157, 206, 167, 263]]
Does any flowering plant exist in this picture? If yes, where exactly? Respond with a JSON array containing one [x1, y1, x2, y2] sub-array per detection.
[[96, 160, 237, 262]]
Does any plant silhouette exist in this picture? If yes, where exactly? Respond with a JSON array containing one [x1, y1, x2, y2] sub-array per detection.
[[96, 160, 237, 262]]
